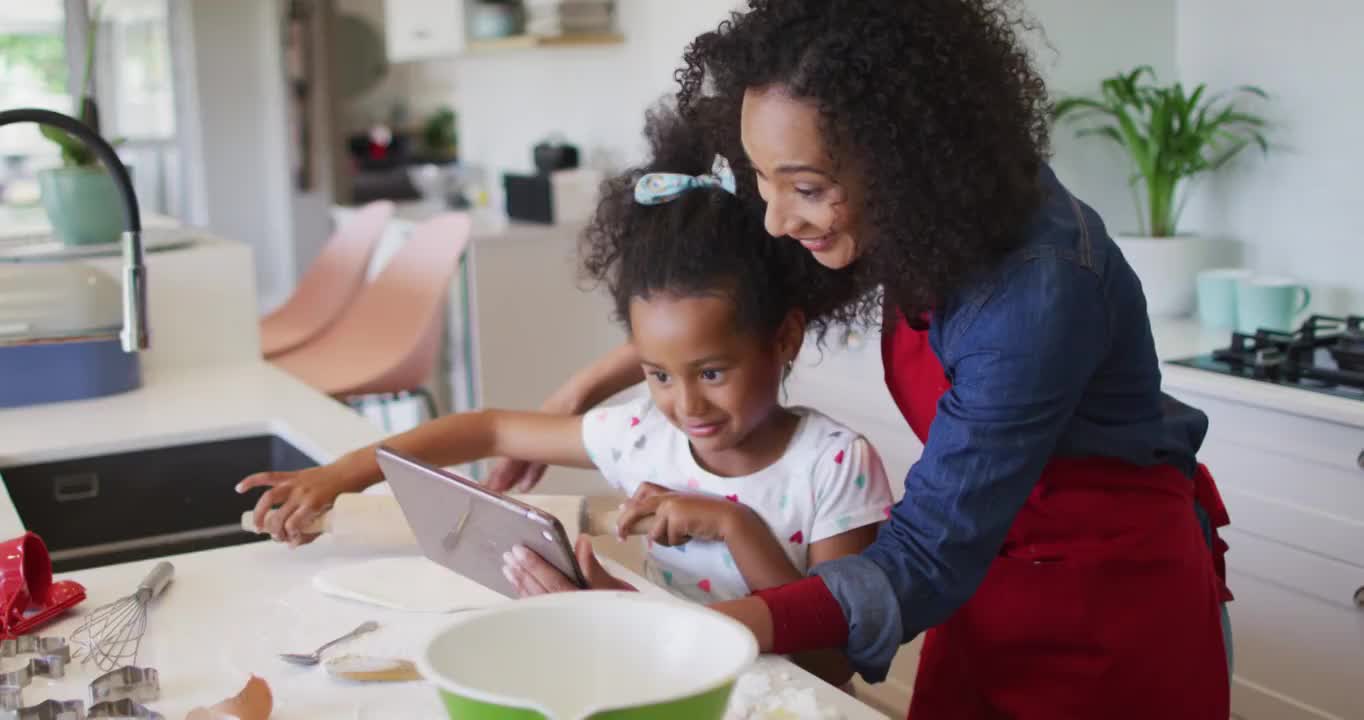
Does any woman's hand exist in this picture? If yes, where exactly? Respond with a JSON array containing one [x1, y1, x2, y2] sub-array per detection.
[[484, 457, 549, 494], [615, 482, 752, 545], [486, 343, 644, 493], [484, 382, 583, 492], [236, 464, 364, 546], [502, 535, 635, 596]]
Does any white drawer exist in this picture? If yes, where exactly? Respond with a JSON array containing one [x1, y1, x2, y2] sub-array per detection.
[[1167, 385, 1364, 567], [1184, 389, 1364, 477], [1223, 530, 1364, 720], [1194, 434, 1364, 568], [1224, 527, 1363, 615]]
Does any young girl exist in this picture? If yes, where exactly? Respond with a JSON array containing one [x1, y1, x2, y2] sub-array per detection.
[[237, 109, 893, 680]]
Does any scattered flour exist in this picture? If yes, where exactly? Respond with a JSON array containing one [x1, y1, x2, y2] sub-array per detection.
[[725, 669, 845, 720]]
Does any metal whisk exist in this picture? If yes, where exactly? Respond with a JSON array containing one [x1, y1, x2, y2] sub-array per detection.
[[70, 561, 174, 671]]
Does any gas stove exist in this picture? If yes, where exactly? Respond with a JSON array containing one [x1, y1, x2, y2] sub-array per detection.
[[1168, 315, 1364, 402]]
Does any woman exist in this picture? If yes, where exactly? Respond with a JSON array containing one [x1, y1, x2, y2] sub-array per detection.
[[496, 1, 1234, 717]]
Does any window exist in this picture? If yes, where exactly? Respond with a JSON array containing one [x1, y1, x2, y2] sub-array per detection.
[[0, 0, 69, 206], [100, 0, 175, 140], [0, 0, 184, 217], [98, 0, 180, 216]]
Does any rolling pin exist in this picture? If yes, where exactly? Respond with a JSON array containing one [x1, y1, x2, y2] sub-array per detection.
[[239, 493, 651, 546]]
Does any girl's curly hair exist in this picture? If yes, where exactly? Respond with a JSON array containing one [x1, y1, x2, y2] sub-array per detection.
[[581, 104, 858, 342], [676, 0, 1052, 325]]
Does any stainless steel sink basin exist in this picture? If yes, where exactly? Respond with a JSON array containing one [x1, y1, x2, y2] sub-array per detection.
[[0, 434, 317, 572]]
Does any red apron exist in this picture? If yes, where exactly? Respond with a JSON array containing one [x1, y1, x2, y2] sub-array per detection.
[[883, 317, 1232, 720]]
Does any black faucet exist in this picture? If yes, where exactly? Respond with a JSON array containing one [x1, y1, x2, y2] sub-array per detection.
[[0, 107, 147, 352]]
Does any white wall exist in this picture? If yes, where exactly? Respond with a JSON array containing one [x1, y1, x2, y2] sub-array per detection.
[[1177, 0, 1363, 313], [183, 0, 295, 312], [452, 1, 742, 183], [174, 0, 1181, 316], [451, 1, 1177, 236], [1027, 0, 1178, 238]]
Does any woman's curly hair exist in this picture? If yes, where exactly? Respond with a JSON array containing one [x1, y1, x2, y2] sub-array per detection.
[[676, 0, 1052, 325], [580, 103, 858, 342]]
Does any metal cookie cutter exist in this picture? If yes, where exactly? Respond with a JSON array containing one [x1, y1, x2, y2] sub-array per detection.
[[0, 636, 71, 690], [0, 658, 66, 689], [0, 639, 70, 664], [87, 700, 162, 720], [0, 699, 85, 720], [88, 668, 158, 705]]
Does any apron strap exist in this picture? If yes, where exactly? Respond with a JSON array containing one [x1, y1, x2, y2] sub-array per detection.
[[1193, 464, 1234, 603]]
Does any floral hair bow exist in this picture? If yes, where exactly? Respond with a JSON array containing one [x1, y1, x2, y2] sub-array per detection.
[[633, 155, 737, 205]]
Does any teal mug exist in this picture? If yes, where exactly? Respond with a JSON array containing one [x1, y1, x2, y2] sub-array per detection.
[[1236, 277, 1311, 334], [1196, 269, 1252, 329]]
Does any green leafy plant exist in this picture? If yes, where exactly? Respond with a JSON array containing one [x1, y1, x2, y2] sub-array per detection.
[[38, 2, 122, 167], [1052, 66, 1271, 237], [423, 106, 457, 158]]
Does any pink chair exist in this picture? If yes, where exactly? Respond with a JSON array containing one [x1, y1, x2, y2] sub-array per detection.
[[269, 212, 472, 421], [259, 200, 395, 358]]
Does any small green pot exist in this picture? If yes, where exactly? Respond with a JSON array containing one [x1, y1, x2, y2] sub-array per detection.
[[418, 591, 758, 719], [37, 166, 126, 246]]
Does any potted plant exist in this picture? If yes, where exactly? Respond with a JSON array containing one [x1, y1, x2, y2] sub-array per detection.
[[422, 106, 457, 161], [1053, 66, 1271, 316], [37, 3, 126, 246]]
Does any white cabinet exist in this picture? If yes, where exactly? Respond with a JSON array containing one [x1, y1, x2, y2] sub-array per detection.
[[1165, 384, 1364, 720], [384, 0, 465, 62]]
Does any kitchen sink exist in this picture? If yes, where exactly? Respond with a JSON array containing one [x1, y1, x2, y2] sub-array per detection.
[[0, 434, 317, 572]]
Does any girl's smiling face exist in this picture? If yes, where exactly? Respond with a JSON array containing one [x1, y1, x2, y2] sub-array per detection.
[[629, 291, 803, 475], [741, 86, 867, 270]]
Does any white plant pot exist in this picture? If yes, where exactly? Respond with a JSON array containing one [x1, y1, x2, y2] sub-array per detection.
[[1113, 234, 1226, 318]]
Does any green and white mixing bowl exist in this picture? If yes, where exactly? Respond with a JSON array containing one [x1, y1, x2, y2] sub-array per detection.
[[417, 591, 759, 719]]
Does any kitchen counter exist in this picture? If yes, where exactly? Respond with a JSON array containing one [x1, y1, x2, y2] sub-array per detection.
[[1151, 317, 1364, 428], [31, 536, 881, 718], [0, 230, 886, 718]]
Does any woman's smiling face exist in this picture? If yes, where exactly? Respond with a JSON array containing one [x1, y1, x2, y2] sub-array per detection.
[[741, 86, 867, 270]]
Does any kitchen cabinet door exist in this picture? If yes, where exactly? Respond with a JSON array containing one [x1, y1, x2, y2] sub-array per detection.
[[1169, 387, 1364, 720], [384, 0, 464, 62], [1223, 529, 1364, 720]]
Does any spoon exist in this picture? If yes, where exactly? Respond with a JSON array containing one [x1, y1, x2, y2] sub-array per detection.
[[279, 621, 378, 666]]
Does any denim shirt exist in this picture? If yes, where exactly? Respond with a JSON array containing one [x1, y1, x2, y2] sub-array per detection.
[[810, 165, 1211, 682]]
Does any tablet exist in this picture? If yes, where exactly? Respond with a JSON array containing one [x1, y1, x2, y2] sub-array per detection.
[[375, 446, 586, 598]]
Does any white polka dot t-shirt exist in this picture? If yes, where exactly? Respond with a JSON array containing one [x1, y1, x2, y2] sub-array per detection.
[[582, 396, 894, 603]]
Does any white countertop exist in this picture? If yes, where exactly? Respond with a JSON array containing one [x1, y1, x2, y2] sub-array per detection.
[[1151, 317, 1364, 428], [31, 536, 881, 719], [0, 232, 885, 719]]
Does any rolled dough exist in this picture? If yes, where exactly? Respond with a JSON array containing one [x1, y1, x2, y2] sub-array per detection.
[[312, 556, 507, 613]]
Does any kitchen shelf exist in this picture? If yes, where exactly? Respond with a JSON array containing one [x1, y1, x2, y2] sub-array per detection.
[[466, 32, 624, 53]]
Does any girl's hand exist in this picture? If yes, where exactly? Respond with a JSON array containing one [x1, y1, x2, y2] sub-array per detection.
[[616, 482, 753, 545], [502, 535, 635, 596], [236, 465, 361, 546]]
